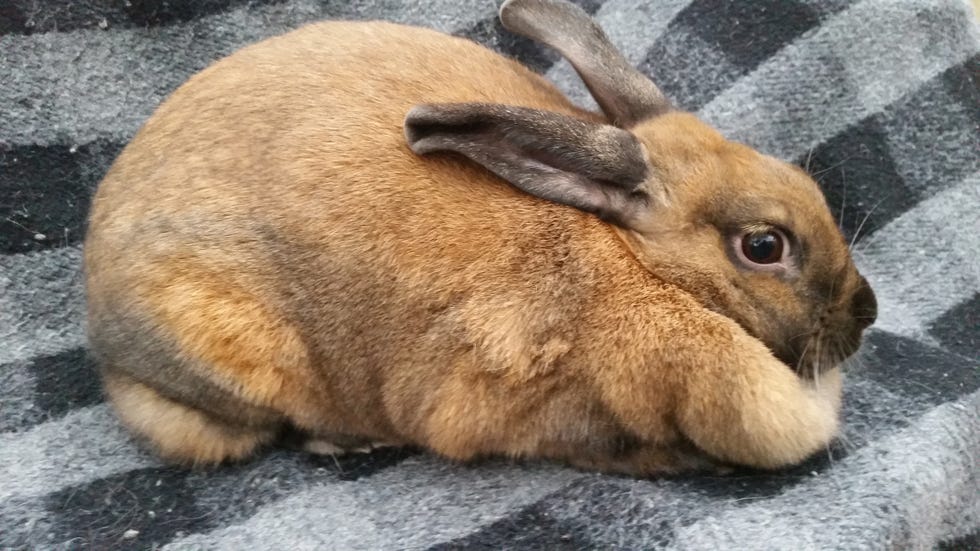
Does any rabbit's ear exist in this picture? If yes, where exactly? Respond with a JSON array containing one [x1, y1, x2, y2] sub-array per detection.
[[499, 0, 670, 127], [405, 103, 653, 228]]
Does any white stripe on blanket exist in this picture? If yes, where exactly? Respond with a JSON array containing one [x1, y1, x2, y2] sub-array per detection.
[[699, 0, 978, 160], [165, 458, 583, 550], [0, 405, 154, 502], [855, 172, 980, 340], [0, 246, 86, 365], [671, 390, 980, 549]]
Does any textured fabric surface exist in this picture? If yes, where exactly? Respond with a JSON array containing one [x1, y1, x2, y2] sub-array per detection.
[[1, 0, 978, 549]]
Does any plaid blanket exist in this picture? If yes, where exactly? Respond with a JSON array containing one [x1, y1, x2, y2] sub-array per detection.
[[1, 0, 978, 548]]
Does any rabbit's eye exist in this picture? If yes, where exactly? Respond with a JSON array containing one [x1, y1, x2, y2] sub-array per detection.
[[740, 231, 784, 265]]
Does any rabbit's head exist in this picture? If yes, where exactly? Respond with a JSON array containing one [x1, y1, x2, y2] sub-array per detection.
[[406, 0, 876, 378]]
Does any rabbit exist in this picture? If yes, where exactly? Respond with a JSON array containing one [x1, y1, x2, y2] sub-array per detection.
[[84, 0, 877, 475]]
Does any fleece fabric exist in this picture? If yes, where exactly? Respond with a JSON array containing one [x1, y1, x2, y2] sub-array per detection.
[[1, 0, 978, 549]]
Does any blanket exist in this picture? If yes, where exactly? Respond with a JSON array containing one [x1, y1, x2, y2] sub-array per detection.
[[1, 0, 978, 548]]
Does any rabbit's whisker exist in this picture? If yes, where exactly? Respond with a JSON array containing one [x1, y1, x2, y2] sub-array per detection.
[[848, 195, 888, 251], [812, 332, 824, 388], [796, 338, 813, 376], [835, 428, 858, 454], [838, 167, 847, 229], [788, 328, 819, 341], [803, 146, 816, 175], [808, 154, 855, 178]]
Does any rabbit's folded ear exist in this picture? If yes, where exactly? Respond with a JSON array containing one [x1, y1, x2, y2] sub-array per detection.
[[405, 103, 654, 228]]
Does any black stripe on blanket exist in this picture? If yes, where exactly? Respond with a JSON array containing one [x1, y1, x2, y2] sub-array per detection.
[[798, 115, 915, 242], [929, 293, 980, 360], [855, 330, 979, 409], [640, 0, 853, 111], [0, 348, 101, 432], [0, 140, 122, 253], [938, 532, 980, 551], [43, 448, 420, 549], [45, 465, 226, 549], [434, 476, 688, 549], [31, 348, 103, 421], [429, 493, 599, 550], [0, 0, 286, 35], [882, 53, 980, 194], [797, 56, 980, 242], [683, 0, 824, 71]]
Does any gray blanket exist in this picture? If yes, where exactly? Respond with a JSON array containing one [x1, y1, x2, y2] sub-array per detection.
[[1, 0, 978, 549]]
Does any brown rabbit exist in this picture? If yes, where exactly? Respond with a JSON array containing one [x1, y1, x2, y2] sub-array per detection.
[[84, 0, 877, 474]]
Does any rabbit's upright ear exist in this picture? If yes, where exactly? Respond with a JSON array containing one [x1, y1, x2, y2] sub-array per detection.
[[405, 103, 654, 228], [499, 0, 670, 127]]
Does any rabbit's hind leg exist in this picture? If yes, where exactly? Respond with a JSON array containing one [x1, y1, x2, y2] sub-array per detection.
[[103, 370, 278, 465], [94, 263, 332, 465]]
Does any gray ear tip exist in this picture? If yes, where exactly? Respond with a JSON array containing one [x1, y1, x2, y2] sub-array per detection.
[[403, 108, 443, 154], [498, 0, 522, 32], [498, 0, 522, 19], [500, 0, 588, 28], [498, 0, 548, 31], [405, 104, 436, 123], [404, 105, 442, 143], [404, 107, 428, 149]]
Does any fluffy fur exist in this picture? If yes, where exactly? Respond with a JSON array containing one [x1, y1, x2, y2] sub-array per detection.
[[84, 1, 873, 474]]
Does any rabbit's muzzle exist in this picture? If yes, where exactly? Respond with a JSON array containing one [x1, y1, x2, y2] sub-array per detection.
[[851, 276, 877, 330], [791, 275, 877, 379]]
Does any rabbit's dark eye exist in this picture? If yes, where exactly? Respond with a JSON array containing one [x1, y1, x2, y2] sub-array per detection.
[[740, 231, 784, 265]]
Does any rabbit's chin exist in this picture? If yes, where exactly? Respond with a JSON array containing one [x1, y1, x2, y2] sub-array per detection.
[[800, 366, 844, 419], [789, 329, 867, 381], [790, 351, 838, 381]]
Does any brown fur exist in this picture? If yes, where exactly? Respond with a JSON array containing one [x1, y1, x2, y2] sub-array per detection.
[[85, 16, 871, 474]]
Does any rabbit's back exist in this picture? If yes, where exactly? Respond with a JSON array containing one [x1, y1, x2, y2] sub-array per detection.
[[84, 21, 642, 455], [87, 20, 593, 236], [86, 20, 608, 314]]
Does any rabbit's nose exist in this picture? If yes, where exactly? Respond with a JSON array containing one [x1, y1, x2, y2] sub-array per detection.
[[852, 275, 877, 329]]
